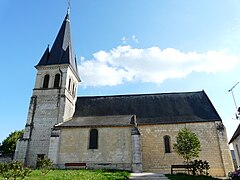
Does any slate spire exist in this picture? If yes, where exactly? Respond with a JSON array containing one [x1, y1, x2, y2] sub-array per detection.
[[36, 11, 79, 78]]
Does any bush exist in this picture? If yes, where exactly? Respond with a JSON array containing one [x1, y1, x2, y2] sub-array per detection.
[[37, 157, 53, 175], [191, 160, 210, 176], [0, 161, 32, 179], [0, 162, 11, 179], [228, 168, 240, 179]]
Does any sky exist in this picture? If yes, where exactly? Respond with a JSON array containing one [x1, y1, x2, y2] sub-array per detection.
[[1, 0, 240, 148]]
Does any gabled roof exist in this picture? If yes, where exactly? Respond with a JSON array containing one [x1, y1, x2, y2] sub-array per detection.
[[36, 12, 79, 78], [73, 90, 221, 125], [229, 124, 240, 144]]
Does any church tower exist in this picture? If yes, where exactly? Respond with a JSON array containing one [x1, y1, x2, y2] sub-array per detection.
[[15, 11, 80, 167]]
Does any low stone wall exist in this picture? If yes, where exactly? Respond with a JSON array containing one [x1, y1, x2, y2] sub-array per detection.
[[0, 155, 12, 163]]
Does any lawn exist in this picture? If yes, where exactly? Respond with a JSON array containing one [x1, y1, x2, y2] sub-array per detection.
[[165, 173, 220, 180], [0, 169, 130, 180]]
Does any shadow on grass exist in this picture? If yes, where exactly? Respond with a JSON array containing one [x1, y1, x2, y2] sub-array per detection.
[[165, 173, 221, 180]]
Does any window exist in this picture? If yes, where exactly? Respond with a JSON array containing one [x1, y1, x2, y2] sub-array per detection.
[[68, 78, 71, 92], [43, 74, 49, 88], [72, 83, 75, 96], [89, 129, 98, 149], [164, 135, 171, 153], [53, 74, 60, 88]]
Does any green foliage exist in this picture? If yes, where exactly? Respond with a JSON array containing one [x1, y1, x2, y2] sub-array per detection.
[[0, 162, 11, 179], [191, 160, 210, 176], [98, 169, 129, 180], [0, 160, 32, 179], [37, 157, 53, 175], [228, 168, 240, 179], [27, 169, 130, 180], [173, 128, 201, 164], [0, 130, 24, 155]]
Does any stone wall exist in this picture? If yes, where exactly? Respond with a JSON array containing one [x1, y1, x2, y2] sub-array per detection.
[[58, 127, 132, 170], [0, 155, 12, 163], [56, 121, 233, 177], [48, 133, 60, 165], [139, 121, 234, 177], [15, 65, 78, 167], [24, 93, 59, 167]]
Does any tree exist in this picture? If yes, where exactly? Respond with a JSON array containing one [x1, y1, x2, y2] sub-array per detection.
[[0, 130, 24, 156], [173, 128, 201, 164]]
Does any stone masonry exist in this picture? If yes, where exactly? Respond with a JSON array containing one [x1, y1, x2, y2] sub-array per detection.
[[139, 121, 233, 177], [15, 65, 79, 167], [58, 127, 132, 170]]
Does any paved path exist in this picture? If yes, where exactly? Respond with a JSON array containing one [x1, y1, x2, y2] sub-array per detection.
[[129, 173, 169, 180]]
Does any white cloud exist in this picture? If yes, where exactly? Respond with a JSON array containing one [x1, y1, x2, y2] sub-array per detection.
[[121, 35, 139, 44], [121, 37, 127, 44], [132, 35, 139, 44], [78, 46, 239, 87]]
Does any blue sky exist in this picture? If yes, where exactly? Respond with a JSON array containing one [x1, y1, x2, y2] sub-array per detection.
[[1, 0, 240, 148]]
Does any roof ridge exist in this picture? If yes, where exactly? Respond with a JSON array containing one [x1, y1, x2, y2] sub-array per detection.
[[77, 90, 204, 99]]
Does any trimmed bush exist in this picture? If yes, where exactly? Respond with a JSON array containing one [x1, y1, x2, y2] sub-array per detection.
[[37, 157, 53, 175], [191, 160, 210, 176], [228, 168, 240, 179], [0, 160, 31, 179]]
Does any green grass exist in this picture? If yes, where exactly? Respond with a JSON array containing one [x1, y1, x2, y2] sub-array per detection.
[[165, 173, 220, 180], [0, 169, 130, 180]]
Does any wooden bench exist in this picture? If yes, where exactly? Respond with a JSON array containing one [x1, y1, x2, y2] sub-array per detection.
[[171, 164, 194, 174], [65, 162, 87, 169]]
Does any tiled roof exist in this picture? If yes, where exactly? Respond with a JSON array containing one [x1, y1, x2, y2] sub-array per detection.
[[71, 90, 221, 125], [229, 124, 240, 144], [56, 115, 135, 128], [36, 13, 79, 78]]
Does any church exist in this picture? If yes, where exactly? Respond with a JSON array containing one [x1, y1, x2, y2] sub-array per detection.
[[14, 10, 233, 177]]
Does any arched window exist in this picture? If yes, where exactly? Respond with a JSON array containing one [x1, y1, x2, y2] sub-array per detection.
[[43, 74, 49, 88], [89, 129, 98, 149], [164, 135, 171, 153], [53, 74, 60, 88], [68, 78, 71, 92]]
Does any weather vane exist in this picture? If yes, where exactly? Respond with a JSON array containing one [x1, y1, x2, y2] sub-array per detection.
[[67, 0, 71, 14]]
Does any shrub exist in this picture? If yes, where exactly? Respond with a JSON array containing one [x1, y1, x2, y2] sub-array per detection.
[[228, 168, 240, 179], [0, 162, 11, 179], [37, 157, 53, 175], [0, 160, 32, 179], [191, 160, 210, 176]]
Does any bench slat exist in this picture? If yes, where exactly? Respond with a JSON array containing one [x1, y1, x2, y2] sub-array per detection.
[[65, 163, 86, 166], [171, 164, 194, 174], [171, 165, 194, 168]]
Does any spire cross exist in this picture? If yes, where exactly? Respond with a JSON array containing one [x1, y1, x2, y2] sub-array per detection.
[[67, 0, 71, 14]]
